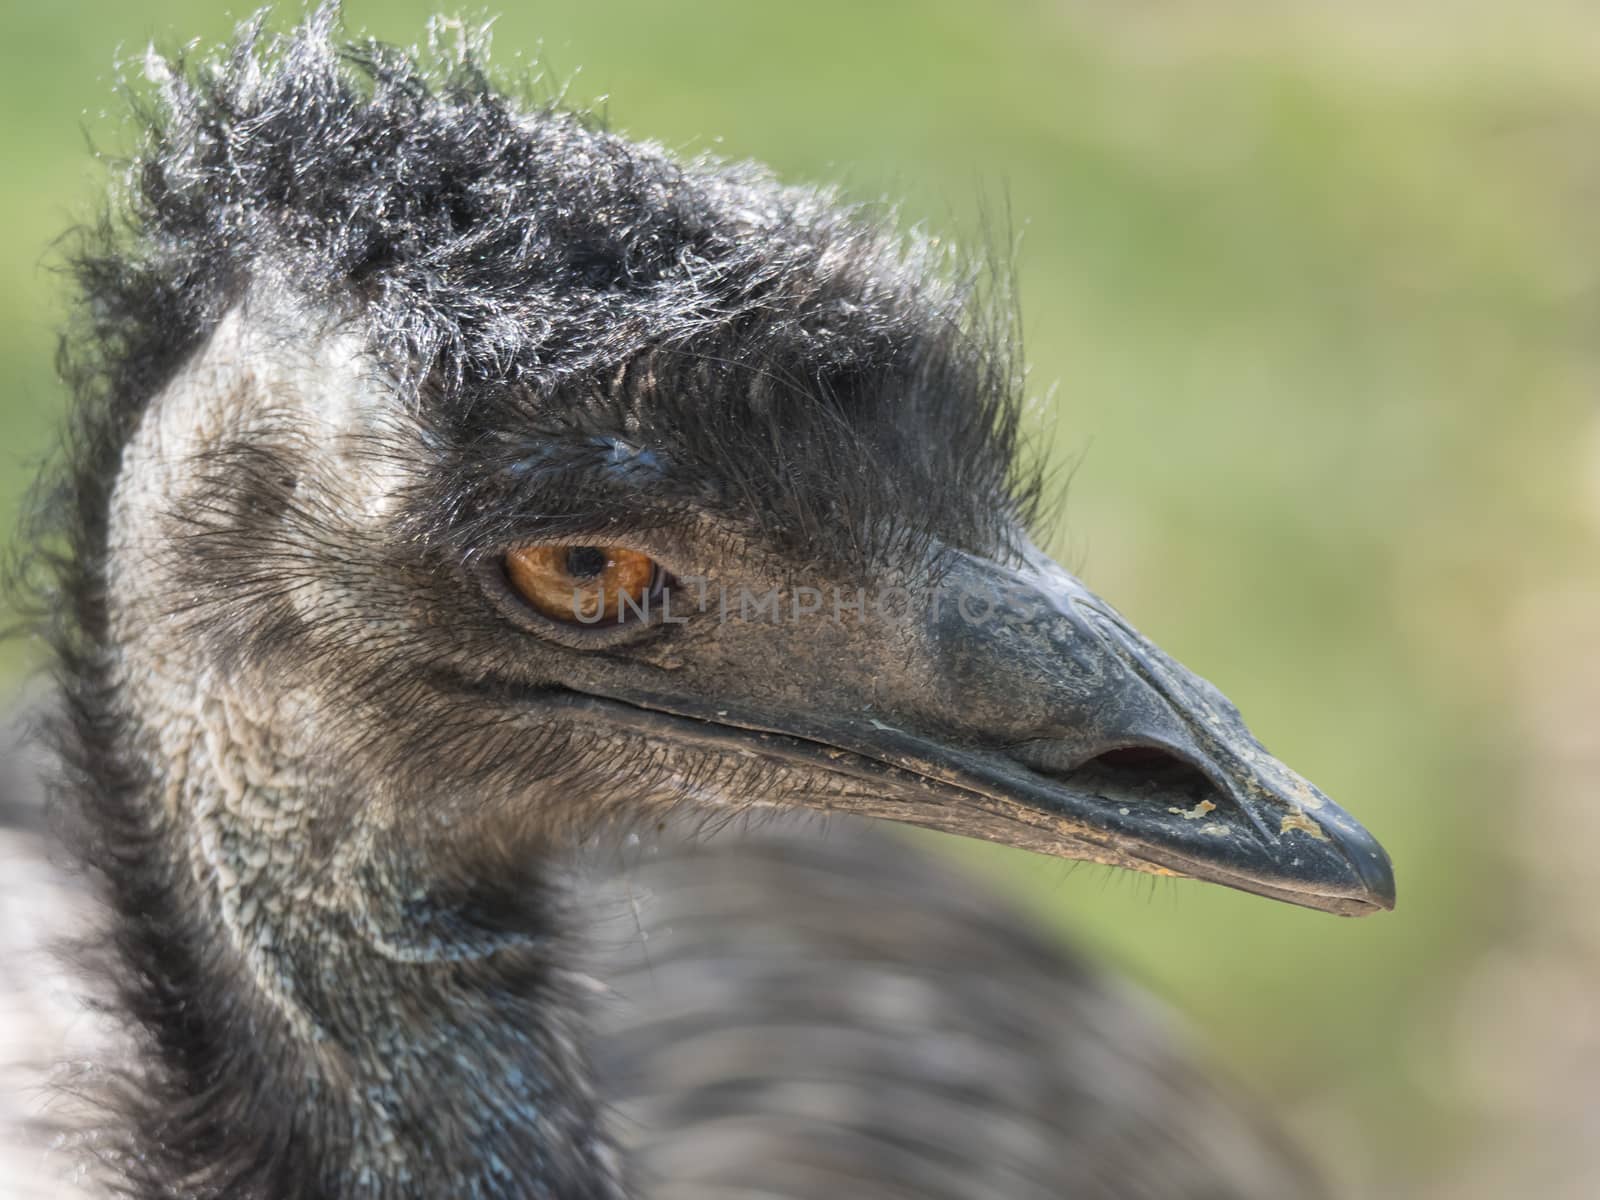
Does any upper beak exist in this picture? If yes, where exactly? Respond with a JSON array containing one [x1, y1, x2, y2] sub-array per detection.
[[554, 544, 1396, 917]]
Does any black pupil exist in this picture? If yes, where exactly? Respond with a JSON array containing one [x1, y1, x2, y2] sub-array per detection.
[[565, 546, 610, 579]]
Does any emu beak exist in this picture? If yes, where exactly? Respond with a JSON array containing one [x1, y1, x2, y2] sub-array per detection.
[[881, 544, 1398, 916], [558, 545, 1395, 917]]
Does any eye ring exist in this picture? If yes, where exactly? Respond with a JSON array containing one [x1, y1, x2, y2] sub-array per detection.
[[502, 543, 666, 627]]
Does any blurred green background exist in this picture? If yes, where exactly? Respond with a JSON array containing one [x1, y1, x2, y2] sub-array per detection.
[[4, 3, 1598, 1195]]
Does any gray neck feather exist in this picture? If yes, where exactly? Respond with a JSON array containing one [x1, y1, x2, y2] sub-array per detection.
[[99, 296, 625, 1198]]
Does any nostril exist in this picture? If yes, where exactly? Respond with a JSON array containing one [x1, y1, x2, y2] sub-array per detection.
[[1091, 746, 1174, 770], [1064, 746, 1219, 804], [1010, 741, 1221, 805]]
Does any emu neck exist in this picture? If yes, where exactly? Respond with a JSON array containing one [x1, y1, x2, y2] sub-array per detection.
[[91, 306, 626, 1197], [99, 685, 621, 1198]]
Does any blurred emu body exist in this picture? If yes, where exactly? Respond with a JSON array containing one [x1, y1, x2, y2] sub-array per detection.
[[2, 9, 1392, 1198]]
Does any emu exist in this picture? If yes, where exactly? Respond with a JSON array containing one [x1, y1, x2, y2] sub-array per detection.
[[4, 10, 1393, 1199]]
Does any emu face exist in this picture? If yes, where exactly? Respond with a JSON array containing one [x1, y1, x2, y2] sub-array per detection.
[[94, 21, 1391, 934], [109, 284, 1391, 922]]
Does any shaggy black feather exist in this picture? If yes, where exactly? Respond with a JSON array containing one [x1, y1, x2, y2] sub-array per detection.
[[56, 4, 1039, 579]]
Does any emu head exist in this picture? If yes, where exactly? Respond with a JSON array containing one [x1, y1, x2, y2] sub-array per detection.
[[96, 17, 1393, 936]]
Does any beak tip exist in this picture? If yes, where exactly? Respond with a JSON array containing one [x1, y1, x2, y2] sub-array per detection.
[[1351, 844, 1397, 913], [1320, 814, 1396, 914]]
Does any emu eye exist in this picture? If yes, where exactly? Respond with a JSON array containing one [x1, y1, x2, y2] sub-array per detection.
[[504, 544, 660, 625]]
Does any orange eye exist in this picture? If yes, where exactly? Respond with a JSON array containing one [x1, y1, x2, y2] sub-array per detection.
[[504, 544, 660, 625]]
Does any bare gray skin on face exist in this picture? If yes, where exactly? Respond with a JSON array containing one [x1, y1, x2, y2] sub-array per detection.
[[16, 8, 1389, 1197]]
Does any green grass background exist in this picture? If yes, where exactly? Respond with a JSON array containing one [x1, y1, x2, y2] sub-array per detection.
[[5, 2, 1597, 1191]]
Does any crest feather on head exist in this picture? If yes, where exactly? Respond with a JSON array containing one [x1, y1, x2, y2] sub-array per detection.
[[49, 2, 1042, 592]]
